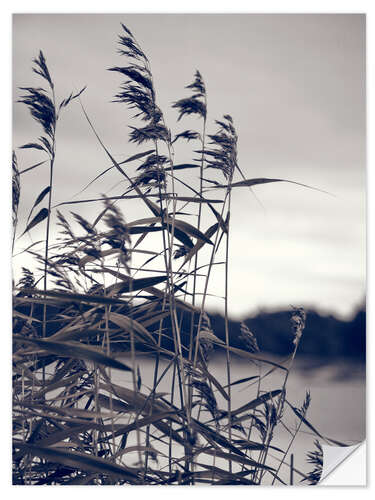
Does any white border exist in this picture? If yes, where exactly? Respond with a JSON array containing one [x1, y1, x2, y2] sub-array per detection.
[[2, 1, 373, 497]]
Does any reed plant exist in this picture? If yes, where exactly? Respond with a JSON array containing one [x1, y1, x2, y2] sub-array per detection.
[[12, 22, 339, 485]]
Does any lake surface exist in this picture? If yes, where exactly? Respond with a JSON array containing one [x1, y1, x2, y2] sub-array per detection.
[[111, 352, 365, 484]]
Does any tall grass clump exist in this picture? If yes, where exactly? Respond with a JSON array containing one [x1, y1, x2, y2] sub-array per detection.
[[13, 22, 340, 486]]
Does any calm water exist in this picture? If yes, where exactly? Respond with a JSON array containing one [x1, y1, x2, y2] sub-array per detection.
[[110, 353, 365, 484]]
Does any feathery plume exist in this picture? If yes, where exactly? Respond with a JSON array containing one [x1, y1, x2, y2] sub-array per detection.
[[172, 70, 206, 121], [197, 115, 238, 180], [240, 322, 259, 352], [303, 440, 323, 485], [12, 152, 20, 232], [290, 307, 306, 346]]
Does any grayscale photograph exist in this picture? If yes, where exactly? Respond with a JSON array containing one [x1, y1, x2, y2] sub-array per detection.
[[12, 13, 366, 485]]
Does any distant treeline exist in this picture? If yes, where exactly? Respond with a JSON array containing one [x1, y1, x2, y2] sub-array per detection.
[[15, 299, 366, 361], [209, 308, 366, 361]]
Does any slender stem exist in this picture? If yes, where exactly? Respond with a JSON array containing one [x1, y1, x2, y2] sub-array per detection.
[[256, 340, 300, 483], [42, 152, 55, 311], [189, 112, 207, 360], [272, 418, 303, 485], [186, 109, 207, 483], [192, 189, 230, 368], [290, 453, 294, 485], [42, 109, 56, 389], [223, 187, 233, 473]]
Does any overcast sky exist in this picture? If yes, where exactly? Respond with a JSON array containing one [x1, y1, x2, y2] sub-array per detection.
[[12, 14, 366, 319]]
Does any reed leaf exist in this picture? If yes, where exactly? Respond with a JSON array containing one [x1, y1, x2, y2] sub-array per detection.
[[20, 208, 49, 236], [214, 177, 332, 195], [109, 312, 156, 345], [13, 335, 133, 372], [26, 186, 51, 225], [286, 400, 346, 446], [13, 443, 142, 482]]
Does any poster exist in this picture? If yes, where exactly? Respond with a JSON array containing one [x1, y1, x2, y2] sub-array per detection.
[[12, 14, 366, 486]]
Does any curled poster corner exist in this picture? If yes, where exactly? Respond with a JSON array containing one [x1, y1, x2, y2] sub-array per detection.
[[318, 441, 366, 486]]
